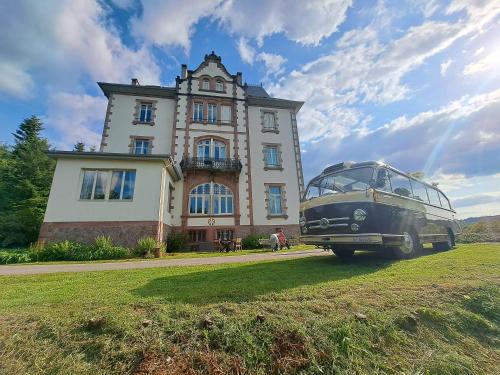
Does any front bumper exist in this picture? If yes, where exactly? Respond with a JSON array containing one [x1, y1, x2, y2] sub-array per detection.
[[300, 233, 404, 246]]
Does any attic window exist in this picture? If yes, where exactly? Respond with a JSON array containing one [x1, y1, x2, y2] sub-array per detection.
[[216, 81, 223, 91], [202, 79, 210, 90]]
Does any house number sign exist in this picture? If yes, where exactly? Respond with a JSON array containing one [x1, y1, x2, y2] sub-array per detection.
[[208, 218, 215, 226]]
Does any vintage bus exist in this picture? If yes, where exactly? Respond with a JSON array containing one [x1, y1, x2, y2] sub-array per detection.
[[299, 161, 461, 258]]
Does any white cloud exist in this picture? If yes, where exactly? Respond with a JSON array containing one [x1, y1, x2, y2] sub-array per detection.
[[130, 0, 352, 50], [237, 37, 256, 64], [216, 0, 352, 46], [45, 92, 107, 149], [440, 59, 452, 76], [0, 0, 161, 99], [463, 51, 500, 75], [257, 52, 287, 77], [131, 0, 221, 51]]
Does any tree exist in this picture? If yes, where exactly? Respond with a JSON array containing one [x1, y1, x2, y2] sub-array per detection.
[[73, 142, 85, 152], [0, 116, 55, 247]]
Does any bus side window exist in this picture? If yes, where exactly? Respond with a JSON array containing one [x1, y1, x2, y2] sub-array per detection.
[[389, 172, 412, 198], [410, 180, 430, 203], [427, 187, 441, 206], [438, 191, 452, 210]]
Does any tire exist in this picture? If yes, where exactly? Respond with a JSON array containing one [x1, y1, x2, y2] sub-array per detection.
[[432, 229, 454, 251], [392, 230, 421, 259], [333, 245, 355, 258]]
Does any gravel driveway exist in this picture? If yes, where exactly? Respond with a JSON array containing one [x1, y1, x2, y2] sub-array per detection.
[[0, 249, 328, 276]]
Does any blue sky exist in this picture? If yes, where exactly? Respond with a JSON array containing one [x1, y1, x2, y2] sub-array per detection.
[[0, 0, 499, 218]]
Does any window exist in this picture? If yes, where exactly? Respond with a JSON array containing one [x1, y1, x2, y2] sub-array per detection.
[[427, 187, 441, 207], [207, 104, 217, 123], [193, 103, 204, 122], [410, 180, 429, 203], [216, 81, 224, 91], [316, 167, 374, 195], [80, 170, 135, 201], [268, 186, 283, 215], [304, 180, 320, 200], [167, 184, 174, 213], [134, 139, 150, 155], [196, 138, 227, 160], [389, 172, 412, 197], [216, 229, 234, 240], [263, 112, 276, 131], [202, 79, 210, 90], [438, 191, 452, 210], [109, 171, 136, 200], [189, 230, 207, 242], [374, 168, 392, 192], [221, 105, 232, 124], [139, 103, 152, 122], [188, 182, 233, 215], [264, 145, 280, 167]]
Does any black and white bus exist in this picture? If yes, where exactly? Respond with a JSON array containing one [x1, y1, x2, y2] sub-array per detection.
[[300, 161, 461, 258]]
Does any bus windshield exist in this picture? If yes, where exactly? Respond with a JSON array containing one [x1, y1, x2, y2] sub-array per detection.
[[304, 167, 374, 200]]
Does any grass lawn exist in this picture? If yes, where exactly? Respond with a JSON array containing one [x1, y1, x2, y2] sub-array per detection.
[[0, 243, 499, 374]]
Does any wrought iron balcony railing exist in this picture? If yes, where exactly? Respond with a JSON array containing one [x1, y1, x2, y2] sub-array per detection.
[[180, 157, 242, 173]]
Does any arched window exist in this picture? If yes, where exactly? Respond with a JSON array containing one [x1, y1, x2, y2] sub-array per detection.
[[202, 79, 210, 90], [189, 182, 233, 215], [216, 80, 223, 91], [196, 138, 226, 160]]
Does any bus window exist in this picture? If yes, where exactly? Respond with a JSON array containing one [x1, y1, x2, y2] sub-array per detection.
[[389, 172, 412, 198], [410, 180, 430, 203], [374, 168, 392, 193], [305, 180, 320, 200], [438, 191, 452, 210], [427, 187, 441, 206]]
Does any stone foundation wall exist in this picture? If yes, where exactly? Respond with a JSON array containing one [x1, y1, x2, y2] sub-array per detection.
[[39, 221, 171, 248]]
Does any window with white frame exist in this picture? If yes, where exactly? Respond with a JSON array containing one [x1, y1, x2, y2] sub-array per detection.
[[221, 105, 232, 124], [197, 138, 227, 160], [202, 79, 210, 90], [207, 104, 217, 123], [80, 170, 136, 200], [216, 80, 224, 91], [109, 171, 136, 200], [189, 182, 233, 215], [139, 103, 152, 122], [263, 112, 277, 131], [134, 139, 150, 155], [268, 185, 283, 215], [193, 102, 204, 122], [264, 145, 280, 167]]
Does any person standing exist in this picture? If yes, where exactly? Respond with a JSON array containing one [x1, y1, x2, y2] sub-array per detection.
[[269, 233, 279, 252]]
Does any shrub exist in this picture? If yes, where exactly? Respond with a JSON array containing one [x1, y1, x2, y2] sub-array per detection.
[[27, 237, 129, 262], [133, 236, 165, 257], [166, 231, 189, 253], [242, 234, 264, 249], [0, 249, 31, 264], [88, 236, 129, 260]]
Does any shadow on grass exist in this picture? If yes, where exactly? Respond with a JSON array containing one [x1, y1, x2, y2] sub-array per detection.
[[132, 251, 396, 305]]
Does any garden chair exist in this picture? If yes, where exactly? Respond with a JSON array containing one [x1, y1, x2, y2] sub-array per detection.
[[234, 238, 242, 251]]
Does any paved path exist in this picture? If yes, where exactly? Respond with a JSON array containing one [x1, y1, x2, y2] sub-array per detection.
[[0, 249, 328, 276]]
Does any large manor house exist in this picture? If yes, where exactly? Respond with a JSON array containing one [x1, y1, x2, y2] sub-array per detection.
[[40, 52, 304, 248]]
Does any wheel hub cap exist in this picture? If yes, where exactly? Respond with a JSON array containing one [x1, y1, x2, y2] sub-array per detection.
[[402, 232, 414, 254]]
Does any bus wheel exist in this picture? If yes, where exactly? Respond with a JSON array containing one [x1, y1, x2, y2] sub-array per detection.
[[393, 230, 421, 259], [433, 229, 454, 251], [333, 246, 355, 258]]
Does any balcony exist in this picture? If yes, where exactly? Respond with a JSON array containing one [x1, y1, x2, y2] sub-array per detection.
[[180, 157, 242, 173]]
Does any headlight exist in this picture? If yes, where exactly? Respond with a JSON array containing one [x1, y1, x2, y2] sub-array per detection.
[[353, 209, 367, 221], [299, 216, 306, 227]]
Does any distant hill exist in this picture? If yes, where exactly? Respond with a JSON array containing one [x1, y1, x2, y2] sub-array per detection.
[[461, 215, 500, 226]]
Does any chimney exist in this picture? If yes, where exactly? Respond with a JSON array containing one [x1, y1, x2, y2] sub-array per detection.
[[236, 72, 242, 86], [181, 64, 187, 79], [131, 78, 140, 86]]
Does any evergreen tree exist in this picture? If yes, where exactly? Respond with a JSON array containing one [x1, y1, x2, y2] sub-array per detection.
[[0, 116, 55, 247], [73, 141, 85, 152]]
